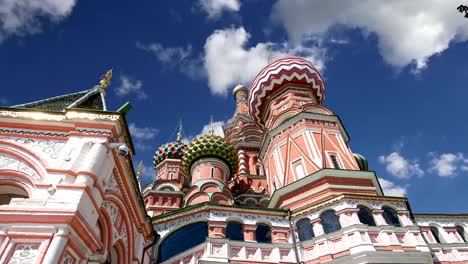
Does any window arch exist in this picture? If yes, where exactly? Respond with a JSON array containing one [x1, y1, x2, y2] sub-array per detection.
[[382, 207, 401, 226], [320, 210, 341, 234], [226, 221, 244, 241], [0, 183, 29, 205], [296, 218, 314, 241], [158, 222, 208, 262], [430, 226, 441, 243], [357, 206, 376, 226], [457, 225, 467, 242], [255, 223, 271, 243]]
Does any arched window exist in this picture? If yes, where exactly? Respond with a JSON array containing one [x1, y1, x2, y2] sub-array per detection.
[[158, 222, 208, 262], [296, 218, 314, 241], [226, 222, 244, 241], [320, 210, 341, 234], [255, 224, 271, 243], [0, 184, 29, 205], [430, 226, 441, 243], [382, 207, 401, 226], [457, 225, 467, 242], [358, 206, 376, 226], [211, 167, 214, 178], [255, 165, 261, 175]]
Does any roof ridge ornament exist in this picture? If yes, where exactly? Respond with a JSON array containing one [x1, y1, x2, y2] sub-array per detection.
[[99, 69, 113, 89], [177, 119, 183, 141], [209, 115, 214, 135]]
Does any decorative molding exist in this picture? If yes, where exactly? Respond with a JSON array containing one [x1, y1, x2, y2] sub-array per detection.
[[0, 128, 68, 138], [0, 137, 66, 160], [0, 153, 41, 182]]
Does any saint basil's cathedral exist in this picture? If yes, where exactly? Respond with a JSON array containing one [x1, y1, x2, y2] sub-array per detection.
[[0, 57, 466, 264]]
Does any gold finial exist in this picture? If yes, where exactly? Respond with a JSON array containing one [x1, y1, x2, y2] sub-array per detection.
[[136, 161, 143, 180], [209, 115, 214, 135], [99, 69, 113, 89], [176, 119, 183, 141]]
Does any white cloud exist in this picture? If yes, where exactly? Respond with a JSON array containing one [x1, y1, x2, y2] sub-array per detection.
[[136, 42, 192, 63], [198, 0, 240, 19], [115, 75, 147, 99], [430, 152, 468, 177], [273, 0, 468, 71], [0, 0, 76, 42], [129, 123, 159, 141], [182, 120, 226, 144], [204, 27, 326, 96], [140, 164, 155, 183], [378, 178, 407, 197], [379, 152, 423, 179]]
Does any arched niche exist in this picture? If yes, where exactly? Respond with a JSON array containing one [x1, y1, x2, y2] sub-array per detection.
[[158, 221, 208, 262]]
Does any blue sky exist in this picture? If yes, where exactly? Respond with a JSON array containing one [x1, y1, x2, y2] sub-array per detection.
[[1, 0, 468, 214]]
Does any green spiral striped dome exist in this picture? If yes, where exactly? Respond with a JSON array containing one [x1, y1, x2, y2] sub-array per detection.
[[153, 140, 186, 169], [182, 134, 239, 176], [354, 153, 368, 171]]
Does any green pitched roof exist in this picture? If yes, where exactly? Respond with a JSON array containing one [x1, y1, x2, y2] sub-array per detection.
[[13, 86, 106, 111]]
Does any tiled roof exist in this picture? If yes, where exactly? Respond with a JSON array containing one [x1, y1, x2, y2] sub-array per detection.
[[13, 86, 106, 111]]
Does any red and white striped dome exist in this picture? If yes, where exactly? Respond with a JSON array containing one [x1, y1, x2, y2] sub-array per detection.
[[248, 57, 326, 129]]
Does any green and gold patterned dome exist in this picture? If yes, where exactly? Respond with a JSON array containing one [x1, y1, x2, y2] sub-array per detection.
[[183, 134, 239, 176], [153, 140, 186, 169]]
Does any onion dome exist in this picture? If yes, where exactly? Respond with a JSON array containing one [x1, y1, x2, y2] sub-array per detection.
[[233, 84, 248, 99], [353, 153, 368, 171], [248, 56, 326, 129], [153, 140, 186, 169], [183, 134, 239, 176]]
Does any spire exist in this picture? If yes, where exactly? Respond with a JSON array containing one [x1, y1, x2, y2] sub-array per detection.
[[99, 69, 113, 89], [137, 161, 144, 180], [209, 115, 214, 135], [177, 119, 183, 141]]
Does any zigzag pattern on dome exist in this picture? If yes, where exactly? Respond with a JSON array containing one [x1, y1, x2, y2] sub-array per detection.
[[248, 57, 326, 129], [153, 140, 186, 169], [182, 134, 239, 176]]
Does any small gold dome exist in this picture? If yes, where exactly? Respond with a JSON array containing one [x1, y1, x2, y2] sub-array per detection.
[[233, 84, 248, 99]]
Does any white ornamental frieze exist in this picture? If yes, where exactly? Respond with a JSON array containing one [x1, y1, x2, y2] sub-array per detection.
[[0, 137, 66, 160], [0, 153, 41, 182]]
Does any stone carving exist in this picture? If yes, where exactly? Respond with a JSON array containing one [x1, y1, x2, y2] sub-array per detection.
[[211, 210, 289, 227], [61, 253, 76, 264], [0, 137, 66, 160], [0, 153, 41, 182], [7, 244, 40, 264]]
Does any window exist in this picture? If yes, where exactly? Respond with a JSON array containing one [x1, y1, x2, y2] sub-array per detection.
[[197, 169, 200, 179], [158, 222, 208, 262], [211, 167, 214, 178], [296, 218, 314, 241], [255, 165, 261, 175], [358, 206, 376, 226], [430, 226, 441, 243], [320, 210, 341, 234], [226, 222, 244, 241], [293, 161, 305, 179], [0, 185, 28, 205], [255, 224, 271, 243], [457, 226, 466, 242], [272, 181, 276, 192], [382, 207, 401, 227], [169, 172, 174, 180], [330, 154, 341, 169]]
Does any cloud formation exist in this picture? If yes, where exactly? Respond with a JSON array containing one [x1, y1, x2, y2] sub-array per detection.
[[273, 0, 468, 71], [204, 27, 325, 95], [0, 0, 76, 42], [378, 178, 407, 197], [128, 123, 159, 151], [182, 120, 226, 144], [379, 152, 424, 179], [137, 42, 192, 63], [430, 152, 468, 177], [115, 75, 147, 99], [198, 0, 240, 18]]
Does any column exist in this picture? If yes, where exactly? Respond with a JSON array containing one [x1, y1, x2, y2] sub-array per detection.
[[42, 228, 70, 264], [243, 224, 257, 242], [312, 220, 324, 237], [372, 209, 387, 226], [271, 226, 289, 243], [76, 142, 108, 186], [208, 221, 227, 239]]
